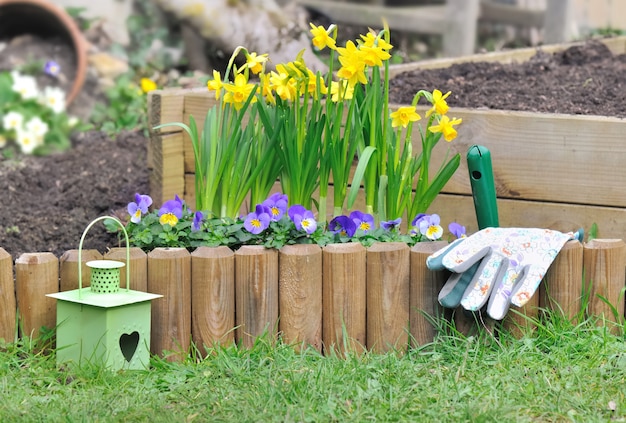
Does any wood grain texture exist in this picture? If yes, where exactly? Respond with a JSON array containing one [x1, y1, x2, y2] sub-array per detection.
[[322, 243, 367, 354], [59, 249, 102, 291], [0, 248, 16, 343], [278, 244, 323, 352], [104, 247, 148, 292], [147, 248, 191, 361], [583, 239, 626, 330], [409, 241, 448, 346], [235, 246, 279, 348], [539, 240, 584, 320], [15, 252, 58, 339], [366, 242, 410, 353], [191, 246, 235, 352]]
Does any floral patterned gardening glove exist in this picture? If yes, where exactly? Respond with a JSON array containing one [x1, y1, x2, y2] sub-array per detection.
[[426, 227, 582, 320]]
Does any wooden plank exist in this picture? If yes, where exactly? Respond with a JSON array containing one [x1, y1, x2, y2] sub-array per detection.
[[544, 0, 575, 44], [59, 249, 102, 291], [430, 193, 626, 242], [419, 106, 626, 208], [366, 242, 410, 353], [147, 248, 191, 361], [235, 246, 279, 348], [278, 244, 323, 352], [479, 0, 544, 27], [15, 253, 58, 339], [387, 36, 626, 77], [295, 0, 448, 35], [322, 243, 367, 354], [147, 88, 187, 135], [149, 132, 185, 205], [0, 248, 16, 343], [443, 0, 479, 57], [191, 246, 235, 351], [583, 239, 626, 331]]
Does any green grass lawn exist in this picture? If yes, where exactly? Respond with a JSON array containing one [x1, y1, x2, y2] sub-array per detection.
[[1, 312, 626, 422]]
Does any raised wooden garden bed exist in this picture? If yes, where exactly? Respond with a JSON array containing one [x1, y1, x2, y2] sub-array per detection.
[[1, 238, 624, 359], [148, 36, 626, 241]]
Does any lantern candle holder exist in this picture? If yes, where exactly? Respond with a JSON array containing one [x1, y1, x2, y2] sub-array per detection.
[[47, 216, 162, 370]]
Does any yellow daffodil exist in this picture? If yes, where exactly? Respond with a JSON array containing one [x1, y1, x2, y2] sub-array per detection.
[[429, 115, 463, 142], [330, 80, 354, 102], [270, 65, 297, 101], [309, 23, 337, 50], [244, 51, 269, 74], [140, 78, 157, 93], [360, 31, 393, 51], [361, 45, 391, 68], [426, 89, 451, 117], [223, 73, 257, 110], [337, 41, 368, 86], [390, 106, 421, 128], [207, 70, 224, 100], [259, 73, 276, 105]]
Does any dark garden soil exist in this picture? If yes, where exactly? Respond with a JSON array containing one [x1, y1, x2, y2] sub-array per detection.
[[0, 36, 625, 260]]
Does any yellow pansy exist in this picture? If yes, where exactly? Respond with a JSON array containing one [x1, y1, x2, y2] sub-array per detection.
[[428, 115, 463, 142], [309, 23, 337, 50], [426, 89, 451, 117], [390, 106, 421, 128]]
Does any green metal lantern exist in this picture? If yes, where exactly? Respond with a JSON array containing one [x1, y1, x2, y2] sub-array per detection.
[[47, 216, 162, 370]]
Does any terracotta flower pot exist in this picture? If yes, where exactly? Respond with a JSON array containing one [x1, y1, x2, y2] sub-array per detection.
[[0, 0, 87, 105]]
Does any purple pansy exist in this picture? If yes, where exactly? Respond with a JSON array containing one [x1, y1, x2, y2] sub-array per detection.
[[288, 204, 307, 221], [411, 213, 427, 227], [419, 214, 443, 240], [127, 193, 153, 223], [293, 210, 317, 234], [328, 215, 357, 237], [380, 218, 402, 231], [448, 222, 466, 239], [192, 211, 204, 232], [262, 193, 288, 221], [244, 204, 271, 234], [350, 210, 375, 234], [44, 60, 60, 77]]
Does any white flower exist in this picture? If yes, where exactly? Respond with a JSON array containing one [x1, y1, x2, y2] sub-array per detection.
[[41, 86, 66, 114], [15, 128, 41, 154], [0, 135, 6, 148], [25, 116, 48, 138], [2, 111, 24, 130], [11, 73, 39, 100], [67, 116, 79, 127]]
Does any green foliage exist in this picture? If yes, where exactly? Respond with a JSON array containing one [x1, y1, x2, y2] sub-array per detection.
[[3, 311, 626, 421], [89, 73, 149, 136]]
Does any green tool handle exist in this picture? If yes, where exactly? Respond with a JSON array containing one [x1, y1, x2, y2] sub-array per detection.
[[467, 145, 499, 229]]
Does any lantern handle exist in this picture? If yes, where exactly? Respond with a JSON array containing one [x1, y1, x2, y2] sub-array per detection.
[[77, 216, 131, 298]]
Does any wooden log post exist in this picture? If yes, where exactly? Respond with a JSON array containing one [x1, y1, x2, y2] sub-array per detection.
[[366, 242, 410, 353], [0, 248, 16, 343], [539, 240, 584, 321], [105, 247, 148, 292], [410, 242, 449, 346], [322, 243, 367, 355], [15, 253, 58, 339], [235, 246, 279, 348], [147, 248, 191, 361], [191, 246, 235, 353], [583, 239, 626, 330], [501, 292, 539, 339], [59, 249, 102, 291], [278, 244, 323, 352]]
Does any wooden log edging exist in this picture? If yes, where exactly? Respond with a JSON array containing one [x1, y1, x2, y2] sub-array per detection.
[[1, 238, 625, 358]]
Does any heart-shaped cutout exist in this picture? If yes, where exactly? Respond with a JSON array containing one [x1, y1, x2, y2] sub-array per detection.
[[119, 331, 140, 363]]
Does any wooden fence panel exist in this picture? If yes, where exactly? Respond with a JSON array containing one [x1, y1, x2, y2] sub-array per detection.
[[0, 248, 16, 343], [104, 247, 148, 292], [59, 249, 102, 291]]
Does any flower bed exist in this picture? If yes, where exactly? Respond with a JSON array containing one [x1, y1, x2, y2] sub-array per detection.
[[148, 36, 626, 240], [2, 237, 623, 359]]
